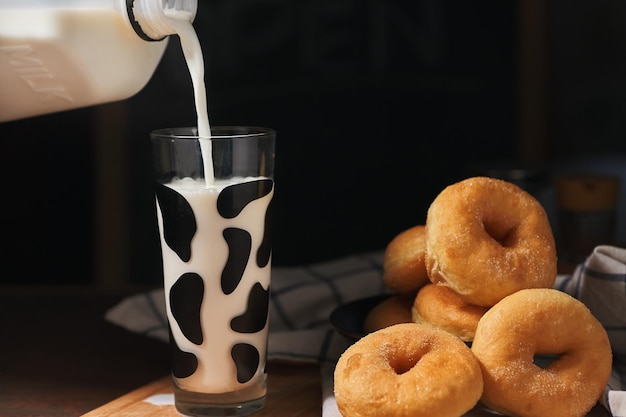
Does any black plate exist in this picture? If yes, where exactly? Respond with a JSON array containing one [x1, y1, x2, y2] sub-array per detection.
[[328, 295, 610, 417], [329, 294, 392, 340]]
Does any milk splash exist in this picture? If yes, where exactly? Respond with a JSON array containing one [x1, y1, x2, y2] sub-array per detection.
[[165, 9, 214, 185]]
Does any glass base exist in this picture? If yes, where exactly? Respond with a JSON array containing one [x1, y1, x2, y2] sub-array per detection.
[[175, 396, 265, 417], [174, 382, 266, 417]]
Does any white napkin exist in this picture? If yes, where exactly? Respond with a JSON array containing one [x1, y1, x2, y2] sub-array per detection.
[[555, 245, 626, 415], [106, 247, 625, 417]]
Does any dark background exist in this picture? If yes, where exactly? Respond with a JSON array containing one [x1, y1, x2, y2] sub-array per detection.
[[1, 0, 625, 286]]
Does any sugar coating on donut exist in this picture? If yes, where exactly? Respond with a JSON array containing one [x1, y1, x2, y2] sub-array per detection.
[[383, 225, 429, 294], [363, 294, 414, 334], [425, 176, 557, 307], [334, 323, 483, 417], [471, 288, 612, 417], [412, 283, 489, 342]]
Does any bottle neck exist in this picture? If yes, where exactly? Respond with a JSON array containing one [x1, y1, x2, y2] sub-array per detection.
[[126, 0, 197, 41]]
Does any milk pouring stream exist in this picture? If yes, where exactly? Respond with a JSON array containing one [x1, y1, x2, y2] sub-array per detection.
[[0, 0, 198, 122]]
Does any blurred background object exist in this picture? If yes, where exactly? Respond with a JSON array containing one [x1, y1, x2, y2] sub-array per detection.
[[1, 0, 624, 287], [556, 174, 620, 266]]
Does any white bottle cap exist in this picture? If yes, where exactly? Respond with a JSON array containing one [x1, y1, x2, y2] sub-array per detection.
[[127, 0, 197, 41]]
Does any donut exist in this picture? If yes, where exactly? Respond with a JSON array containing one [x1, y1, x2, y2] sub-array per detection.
[[363, 294, 414, 333], [383, 225, 429, 294], [471, 288, 612, 417], [412, 283, 489, 342], [334, 323, 483, 417], [425, 176, 557, 306]]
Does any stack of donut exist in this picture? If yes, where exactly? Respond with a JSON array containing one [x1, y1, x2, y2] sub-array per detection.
[[336, 177, 613, 417], [367, 176, 559, 339]]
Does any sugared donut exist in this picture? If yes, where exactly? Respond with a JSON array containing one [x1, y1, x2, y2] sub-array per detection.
[[334, 323, 483, 417], [383, 225, 429, 294], [472, 288, 612, 417], [425, 176, 557, 306], [363, 294, 413, 333], [412, 283, 489, 342]]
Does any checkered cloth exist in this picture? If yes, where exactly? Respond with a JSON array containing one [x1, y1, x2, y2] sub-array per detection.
[[106, 246, 625, 417], [105, 252, 386, 362], [555, 245, 626, 415]]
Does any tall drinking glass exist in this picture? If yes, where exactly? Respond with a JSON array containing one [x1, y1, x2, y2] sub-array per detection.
[[151, 126, 275, 416]]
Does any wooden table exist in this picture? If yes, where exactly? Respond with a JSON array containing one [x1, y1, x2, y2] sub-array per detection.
[[0, 286, 321, 417]]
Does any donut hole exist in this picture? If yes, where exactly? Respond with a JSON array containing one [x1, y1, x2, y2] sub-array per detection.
[[388, 354, 420, 375], [483, 221, 517, 248], [533, 354, 560, 369]]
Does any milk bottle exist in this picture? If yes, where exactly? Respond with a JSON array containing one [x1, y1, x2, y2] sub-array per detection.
[[0, 0, 197, 122]]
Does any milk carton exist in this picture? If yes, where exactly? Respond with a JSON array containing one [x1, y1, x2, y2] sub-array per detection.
[[0, 0, 197, 121]]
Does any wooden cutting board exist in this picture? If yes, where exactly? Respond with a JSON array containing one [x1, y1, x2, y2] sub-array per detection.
[[81, 363, 322, 417]]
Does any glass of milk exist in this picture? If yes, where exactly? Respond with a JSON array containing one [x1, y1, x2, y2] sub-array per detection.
[[151, 126, 275, 416]]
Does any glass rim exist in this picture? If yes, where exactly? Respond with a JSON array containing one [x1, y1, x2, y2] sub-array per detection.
[[150, 126, 275, 140]]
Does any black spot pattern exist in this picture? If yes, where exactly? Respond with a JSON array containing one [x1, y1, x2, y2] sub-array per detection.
[[169, 327, 198, 378], [162, 178, 273, 389], [155, 183, 196, 262], [231, 343, 260, 383], [217, 179, 273, 218], [221, 228, 252, 295], [256, 197, 274, 268], [230, 282, 270, 333], [170, 273, 204, 345]]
